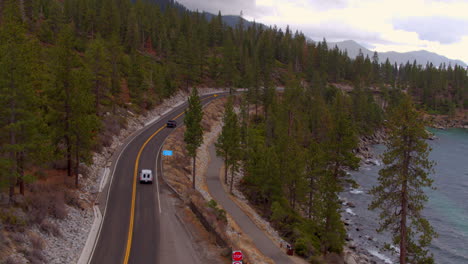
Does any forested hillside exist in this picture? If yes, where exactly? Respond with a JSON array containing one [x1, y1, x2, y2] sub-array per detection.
[[0, 0, 466, 262], [0, 0, 465, 223]]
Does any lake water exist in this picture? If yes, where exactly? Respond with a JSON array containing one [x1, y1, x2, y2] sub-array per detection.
[[341, 128, 468, 264]]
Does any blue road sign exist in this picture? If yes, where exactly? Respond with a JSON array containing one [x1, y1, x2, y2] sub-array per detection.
[[162, 150, 173, 156]]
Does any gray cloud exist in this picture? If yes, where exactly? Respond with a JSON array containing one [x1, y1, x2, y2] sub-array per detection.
[[296, 21, 397, 46], [393, 16, 468, 44], [307, 0, 349, 11], [177, 0, 272, 17], [177, 0, 349, 18]]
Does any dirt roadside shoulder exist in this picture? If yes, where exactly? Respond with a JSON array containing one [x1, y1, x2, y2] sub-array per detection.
[[162, 97, 274, 264]]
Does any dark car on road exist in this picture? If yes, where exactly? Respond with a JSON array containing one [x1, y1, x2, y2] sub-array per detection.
[[166, 120, 177, 128]]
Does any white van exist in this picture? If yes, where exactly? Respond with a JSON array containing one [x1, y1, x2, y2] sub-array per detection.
[[139, 169, 153, 184]]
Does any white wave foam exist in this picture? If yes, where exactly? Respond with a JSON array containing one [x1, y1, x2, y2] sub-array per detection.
[[350, 189, 364, 194], [365, 159, 382, 166], [390, 245, 400, 254], [368, 249, 393, 264], [345, 208, 356, 215]]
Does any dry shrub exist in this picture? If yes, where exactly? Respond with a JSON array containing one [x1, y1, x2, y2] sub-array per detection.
[[23, 233, 47, 263], [3, 256, 23, 264], [9, 232, 26, 244], [97, 115, 126, 149], [103, 115, 124, 136], [40, 219, 61, 237], [98, 133, 113, 148], [325, 252, 344, 264], [0, 208, 27, 232], [64, 189, 80, 208], [29, 232, 45, 251], [0, 230, 11, 251], [28, 183, 68, 224], [21, 248, 46, 264]]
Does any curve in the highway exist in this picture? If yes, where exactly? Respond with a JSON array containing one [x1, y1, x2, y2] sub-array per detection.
[[90, 93, 224, 264]]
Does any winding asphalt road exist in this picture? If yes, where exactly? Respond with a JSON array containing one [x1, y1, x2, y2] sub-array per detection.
[[89, 93, 225, 264], [206, 144, 292, 263]]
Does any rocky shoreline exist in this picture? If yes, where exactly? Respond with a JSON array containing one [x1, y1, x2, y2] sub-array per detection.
[[424, 111, 468, 130], [340, 129, 390, 264]]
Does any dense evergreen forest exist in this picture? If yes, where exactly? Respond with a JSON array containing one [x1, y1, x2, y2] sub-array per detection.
[[0, 0, 466, 260]]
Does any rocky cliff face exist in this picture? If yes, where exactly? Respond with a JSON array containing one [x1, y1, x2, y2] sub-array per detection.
[[355, 129, 386, 161]]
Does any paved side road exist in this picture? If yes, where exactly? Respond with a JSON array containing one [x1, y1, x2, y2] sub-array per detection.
[[206, 144, 292, 264]]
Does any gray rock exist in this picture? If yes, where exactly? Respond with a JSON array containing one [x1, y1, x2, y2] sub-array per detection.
[[345, 254, 358, 264]]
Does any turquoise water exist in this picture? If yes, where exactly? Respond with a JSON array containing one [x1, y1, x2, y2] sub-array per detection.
[[425, 128, 468, 263], [342, 128, 468, 263]]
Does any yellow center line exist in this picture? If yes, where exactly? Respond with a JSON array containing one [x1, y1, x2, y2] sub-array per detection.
[[123, 94, 217, 264]]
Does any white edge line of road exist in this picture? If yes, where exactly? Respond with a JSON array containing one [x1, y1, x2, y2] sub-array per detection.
[[98, 168, 110, 193], [77, 91, 225, 264], [155, 143, 164, 214]]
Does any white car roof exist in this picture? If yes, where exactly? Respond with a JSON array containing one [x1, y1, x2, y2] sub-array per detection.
[[141, 169, 152, 174]]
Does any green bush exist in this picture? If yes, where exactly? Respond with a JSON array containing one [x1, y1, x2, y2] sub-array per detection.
[[294, 238, 309, 256], [0, 209, 27, 229], [309, 256, 325, 264], [207, 199, 227, 222]]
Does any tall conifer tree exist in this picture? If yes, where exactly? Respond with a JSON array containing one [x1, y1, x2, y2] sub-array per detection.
[[369, 96, 436, 264], [184, 88, 203, 189]]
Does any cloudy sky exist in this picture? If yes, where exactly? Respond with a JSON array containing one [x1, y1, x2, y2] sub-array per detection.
[[177, 0, 468, 64]]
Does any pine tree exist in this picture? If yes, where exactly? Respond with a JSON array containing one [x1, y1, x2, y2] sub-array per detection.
[[69, 68, 99, 187], [0, 0, 50, 198], [369, 96, 436, 264], [47, 24, 78, 179], [184, 88, 203, 189], [320, 92, 359, 253], [305, 142, 326, 219], [244, 126, 281, 210], [227, 107, 241, 193], [85, 34, 111, 115], [216, 97, 239, 186], [221, 32, 238, 90]]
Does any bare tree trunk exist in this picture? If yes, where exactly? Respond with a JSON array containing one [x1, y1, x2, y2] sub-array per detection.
[[0, 0, 4, 22], [9, 80, 17, 203], [322, 208, 331, 255], [75, 137, 80, 188], [224, 154, 228, 184], [255, 101, 258, 117], [192, 154, 196, 189], [308, 175, 314, 219], [18, 151, 24, 195], [18, 0, 26, 22], [65, 80, 72, 178], [291, 181, 296, 210], [66, 134, 72, 177], [400, 136, 410, 264], [229, 167, 234, 193], [95, 80, 100, 115], [400, 180, 408, 264]]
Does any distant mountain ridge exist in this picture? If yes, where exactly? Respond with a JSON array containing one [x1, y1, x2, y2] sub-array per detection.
[[144, 1, 466, 68], [329, 40, 467, 67], [139, 0, 264, 28], [200, 13, 265, 29]]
